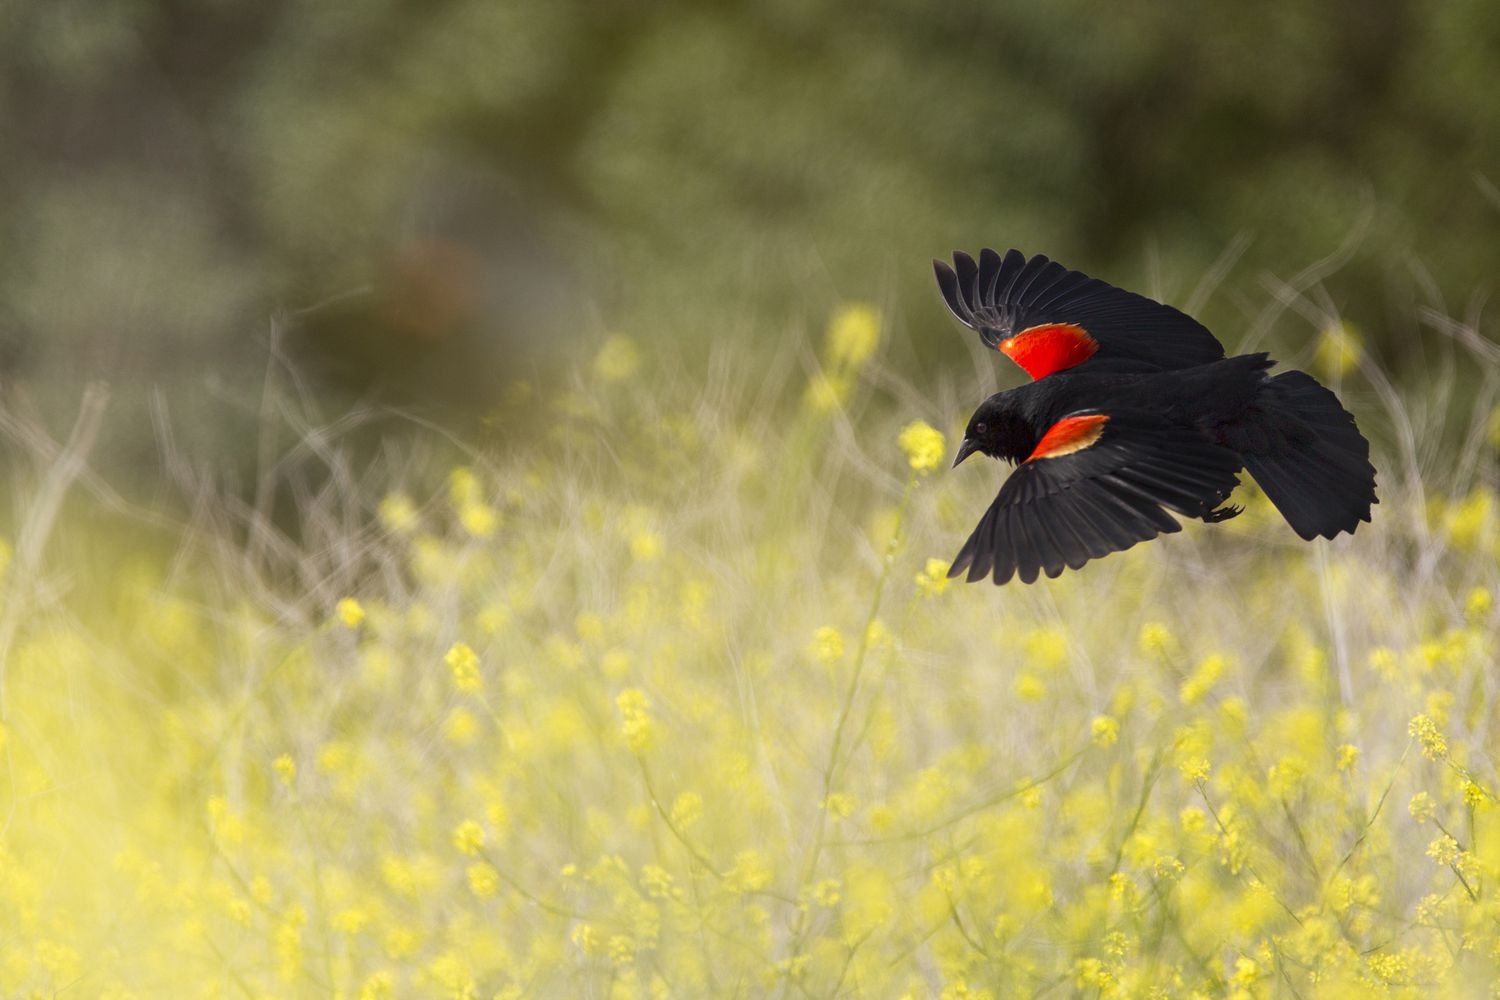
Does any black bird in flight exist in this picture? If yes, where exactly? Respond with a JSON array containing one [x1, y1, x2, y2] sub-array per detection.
[[936, 249, 1376, 584]]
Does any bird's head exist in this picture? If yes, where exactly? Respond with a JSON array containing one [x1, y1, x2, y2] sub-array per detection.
[[953, 396, 1034, 467]]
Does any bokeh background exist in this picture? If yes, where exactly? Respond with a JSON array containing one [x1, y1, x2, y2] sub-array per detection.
[[6, 4, 1500, 999], [5, 0, 1499, 469]]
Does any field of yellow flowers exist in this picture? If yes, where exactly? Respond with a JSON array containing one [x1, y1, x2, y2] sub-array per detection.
[[2, 308, 1500, 999]]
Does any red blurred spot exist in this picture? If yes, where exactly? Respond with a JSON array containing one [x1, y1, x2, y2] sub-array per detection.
[[378, 239, 483, 342]]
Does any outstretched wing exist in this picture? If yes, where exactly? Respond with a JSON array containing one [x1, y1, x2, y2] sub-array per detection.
[[933, 249, 1225, 379], [948, 410, 1242, 584]]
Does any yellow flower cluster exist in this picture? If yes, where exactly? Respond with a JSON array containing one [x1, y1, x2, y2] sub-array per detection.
[[444, 641, 483, 693], [827, 303, 881, 368], [616, 688, 657, 753], [898, 420, 946, 474], [804, 304, 883, 413], [336, 596, 366, 628], [1090, 714, 1120, 747], [1315, 321, 1363, 378], [3, 330, 1500, 1000], [594, 334, 642, 383], [452, 819, 486, 856], [914, 557, 952, 596], [810, 625, 845, 663], [1408, 713, 1448, 760]]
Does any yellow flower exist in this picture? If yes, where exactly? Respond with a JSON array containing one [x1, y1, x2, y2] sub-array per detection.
[[1335, 744, 1360, 771], [1179, 654, 1226, 705], [1467, 587, 1492, 622], [810, 626, 845, 664], [1464, 782, 1488, 809], [452, 819, 486, 856], [1014, 673, 1045, 700], [1368, 952, 1409, 986], [640, 864, 676, 900], [601, 648, 631, 678], [826, 303, 881, 369], [1090, 715, 1120, 747], [595, 334, 641, 382], [607, 935, 634, 967], [914, 558, 952, 596], [571, 923, 601, 955], [823, 792, 856, 819], [812, 878, 842, 907], [1408, 714, 1448, 760], [427, 951, 475, 994], [442, 707, 479, 745], [1138, 622, 1174, 658], [272, 754, 297, 786], [448, 466, 481, 506], [332, 908, 370, 935], [335, 597, 366, 628], [629, 531, 662, 562], [1153, 856, 1185, 881], [898, 420, 946, 474], [1426, 834, 1459, 866], [466, 862, 500, 898], [724, 850, 772, 893], [1408, 792, 1436, 823], [1267, 756, 1307, 797], [359, 971, 395, 1000], [317, 741, 354, 773], [459, 502, 498, 539], [1315, 321, 1362, 378], [617, 688, 657, 753], [805, 372, 851, 413], [1022, 627, 1068, 670], [1368, 646, 1399, 680], [445, 642, 483, 694], [383, 926, 418, 959], [1074, 958, 1111, 990], [1178, 756, 1212, 783], [670, 792, 703, 827], [1230, 956, 1261, 987], [378, 493, 418, 532], [1445, 489, 1492, 550]]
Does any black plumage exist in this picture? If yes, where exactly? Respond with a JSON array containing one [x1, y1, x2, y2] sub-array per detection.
[[937, 249, 1377, 584]]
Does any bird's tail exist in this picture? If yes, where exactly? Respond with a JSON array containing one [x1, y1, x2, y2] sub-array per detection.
[[1233, 370, 1377, 540]]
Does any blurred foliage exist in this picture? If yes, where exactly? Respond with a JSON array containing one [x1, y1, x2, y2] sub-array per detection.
[[2, 0, 1500, 462]]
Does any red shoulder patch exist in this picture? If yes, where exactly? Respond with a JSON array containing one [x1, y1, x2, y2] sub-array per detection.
[[999, 323, 1098, 379], [1026, 414, 1110, 462]]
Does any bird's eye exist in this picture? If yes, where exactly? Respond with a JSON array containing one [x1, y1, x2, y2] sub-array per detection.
[[975, 422, 988, 435]]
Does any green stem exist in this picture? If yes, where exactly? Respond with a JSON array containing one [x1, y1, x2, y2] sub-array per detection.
[[779, 469, 918, 991]]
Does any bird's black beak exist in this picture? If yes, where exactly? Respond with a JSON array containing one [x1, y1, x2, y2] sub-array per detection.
[[953, 437, 979, 468]]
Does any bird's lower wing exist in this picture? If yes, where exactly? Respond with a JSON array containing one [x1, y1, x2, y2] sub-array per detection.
[[949, 410, 1242, 584]]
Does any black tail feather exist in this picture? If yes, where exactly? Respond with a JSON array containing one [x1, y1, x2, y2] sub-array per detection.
[[1236, 371, 1377, 540]]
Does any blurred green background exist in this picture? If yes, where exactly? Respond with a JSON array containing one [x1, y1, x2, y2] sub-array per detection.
[[3, 0, 1499, 472]]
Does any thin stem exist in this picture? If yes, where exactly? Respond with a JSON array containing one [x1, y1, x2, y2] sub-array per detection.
[[779, 469, 918, 991]]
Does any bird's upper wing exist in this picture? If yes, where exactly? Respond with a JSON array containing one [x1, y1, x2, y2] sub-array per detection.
[[948, 410, 1241, 584], [933, 249, 1225, 379]]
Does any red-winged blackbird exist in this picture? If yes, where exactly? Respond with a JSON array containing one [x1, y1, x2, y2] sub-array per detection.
[[935, 248, 1377, 584]]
